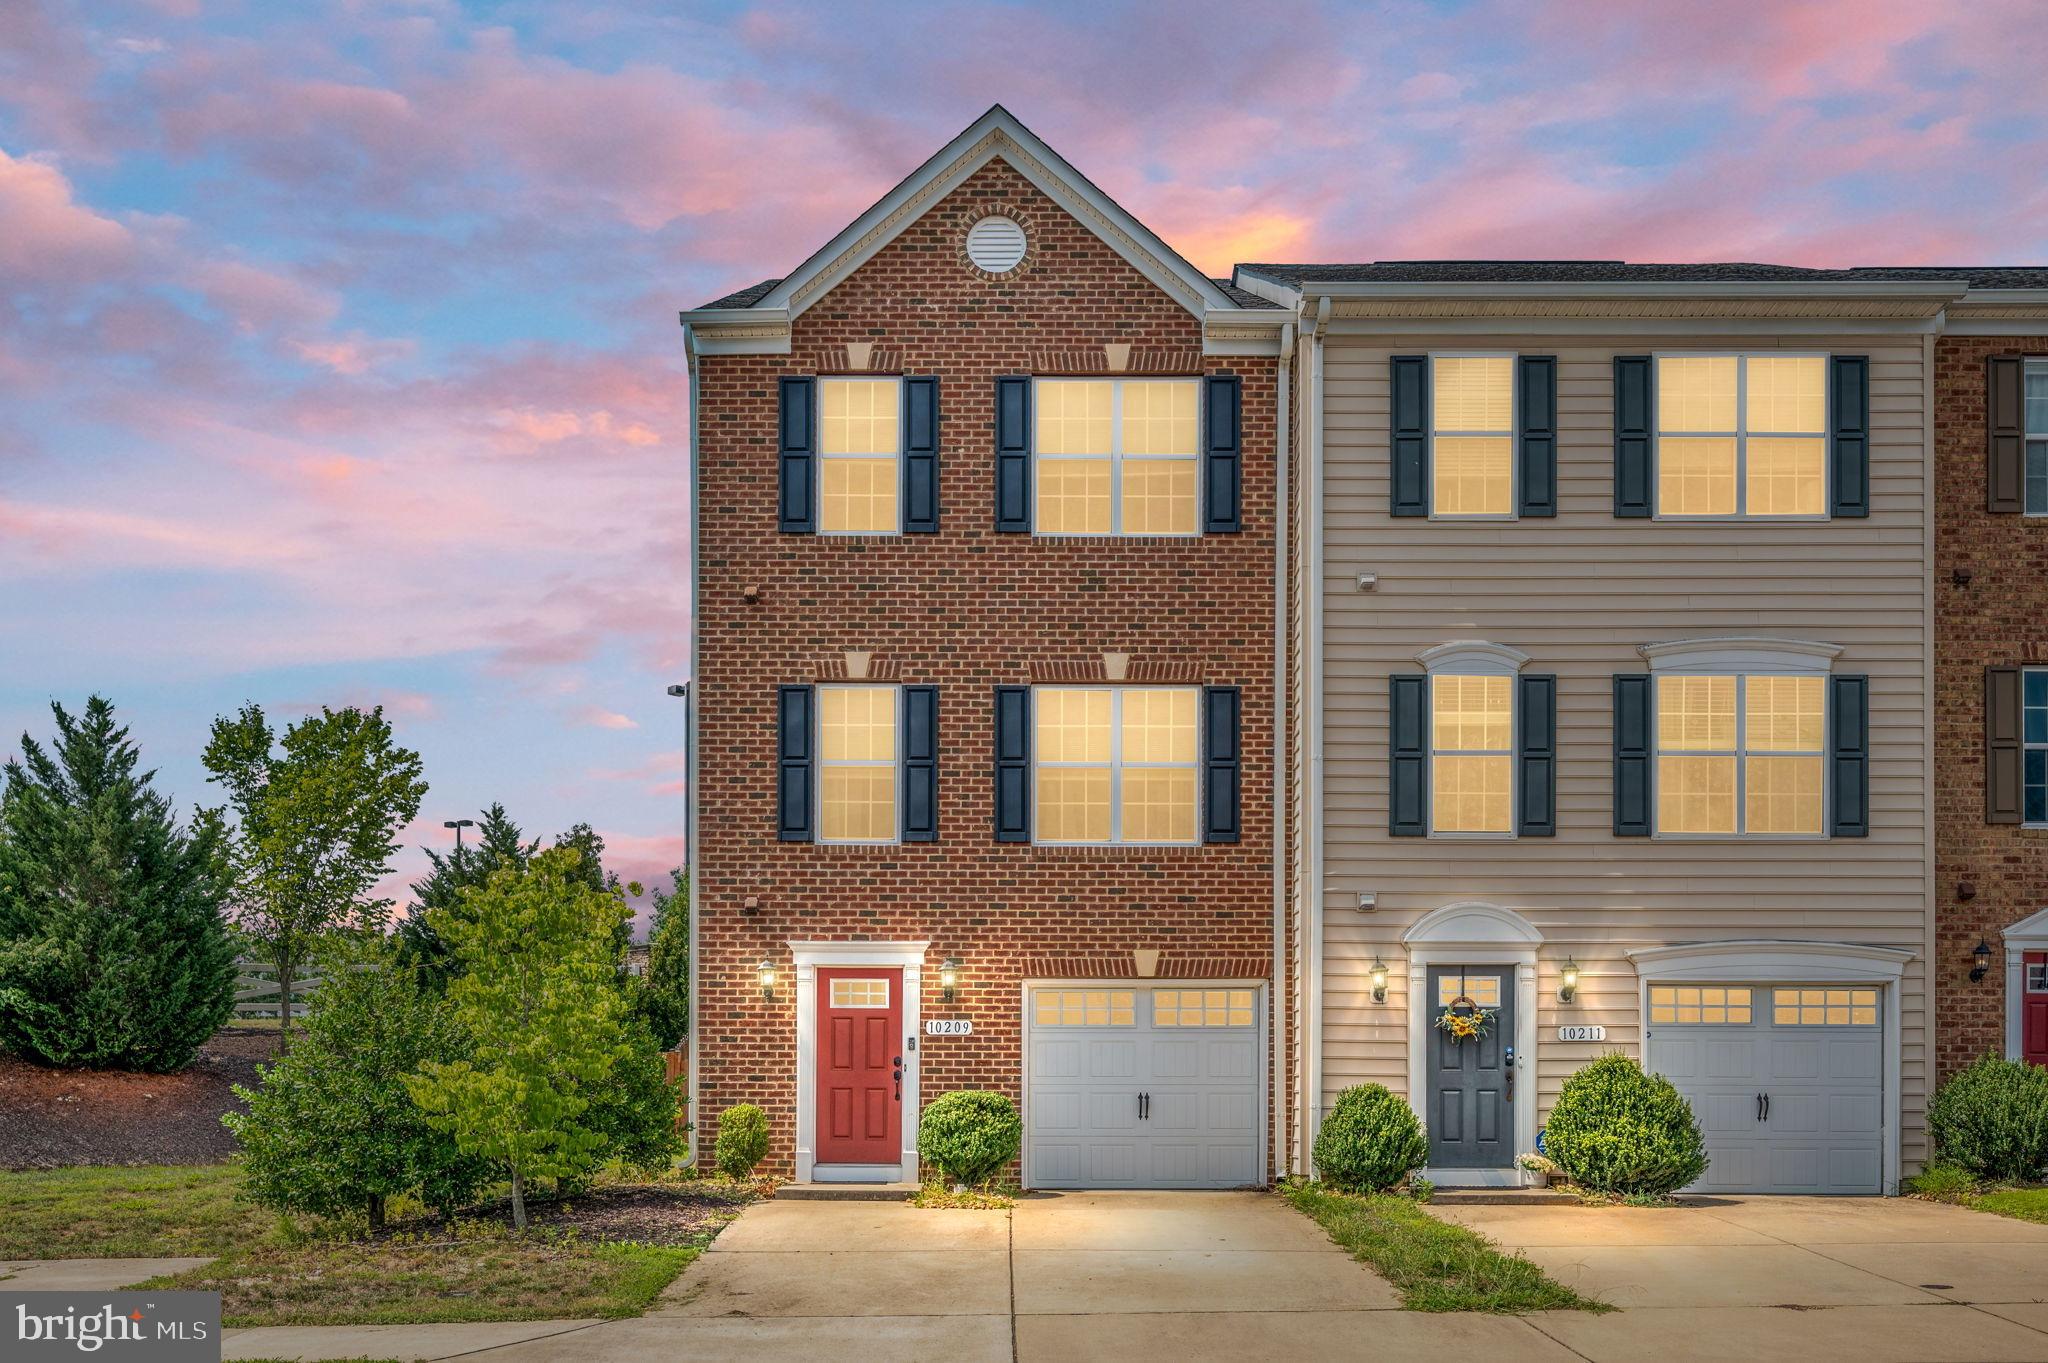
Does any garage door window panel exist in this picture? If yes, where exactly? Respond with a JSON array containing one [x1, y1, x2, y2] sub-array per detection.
[[1034, 989, 1135, 1027], [1773, 987, 1878, 1027], [1650, 985, 1754, 1025], [1152, 989, 1254, 1027]]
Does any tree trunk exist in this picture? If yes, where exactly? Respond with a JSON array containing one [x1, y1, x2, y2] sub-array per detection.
[[509, 1164, 527, 1230], [276, 953, 296, 1055], [368, 1193, 385, 1231]]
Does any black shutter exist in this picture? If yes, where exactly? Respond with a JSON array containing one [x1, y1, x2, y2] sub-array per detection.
[[1613, 674, 1653, 835], [1389, 674, 1427, 835], [995, 376, 1032, 532], [1517, 673, 1558, 836], [1202, 686, 1241, 843], [1988, 666, 2024, 824], [1828, 674, 1869, 838], [1613, 356, 1653, 517], [778, 377, 816, 533], [1989, 356, 2025, 514], [902, 685, 938, 842], [776, 685, 815, 841], [1390, 355, 1429, 517], [1518, 355, 1558, 518], [993, 685, 1031, 842], [1203, 374, 1243, 533], [903, 376, 940, 533], [1829, 355, 1870, 518]]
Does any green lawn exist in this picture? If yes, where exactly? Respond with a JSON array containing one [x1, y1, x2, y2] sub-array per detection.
[[141, 1227, 698, 1327], [1961, 1186, 2048, 1225], [0, 1164, 274, 1258], [1284, 1183, 1608, 1314]]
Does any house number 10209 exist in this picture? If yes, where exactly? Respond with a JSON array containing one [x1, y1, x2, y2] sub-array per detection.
[[925, 1019, 972, 1036]]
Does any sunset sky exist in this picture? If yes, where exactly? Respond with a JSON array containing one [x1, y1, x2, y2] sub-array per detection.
[[4, 0, 2045, 912]]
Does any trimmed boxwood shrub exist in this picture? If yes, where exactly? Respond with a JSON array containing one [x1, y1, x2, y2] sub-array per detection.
[[1544, 1053, 1706, 1196], [1313, 1083, 1427, 1192], [1928, 1055, 2048, 1182], [918, 1090, 1022, 1186], [714, 1103, 770, 1180]]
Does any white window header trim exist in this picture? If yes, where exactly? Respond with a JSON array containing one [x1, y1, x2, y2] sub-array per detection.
[[1417, 640, 1531, 677], [1638, 636, 1843, 676]]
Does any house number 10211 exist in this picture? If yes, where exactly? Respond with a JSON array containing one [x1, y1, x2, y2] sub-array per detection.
[[925, 1019, 972, 1037], [1557, 1025, 1606, 1042]]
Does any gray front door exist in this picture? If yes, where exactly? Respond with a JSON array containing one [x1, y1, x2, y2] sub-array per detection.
[[1426, 966, 1514, 1169]]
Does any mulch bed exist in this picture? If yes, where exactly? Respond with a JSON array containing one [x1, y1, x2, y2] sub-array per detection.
[[387, 1182, 759, 1246], [0, 1027, 281, 1169]]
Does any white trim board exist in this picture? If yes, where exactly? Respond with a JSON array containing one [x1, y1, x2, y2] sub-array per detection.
[[790, 940, 929, 1184]]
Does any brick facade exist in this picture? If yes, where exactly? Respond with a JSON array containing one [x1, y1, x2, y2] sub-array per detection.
[[1934, 334, 2048, 1077], [689, 159, 1280, 1178]]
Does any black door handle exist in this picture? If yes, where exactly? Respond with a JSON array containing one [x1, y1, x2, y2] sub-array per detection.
[[1762, 1093, 1770, 1122], [892, 1056, 903, 1102]]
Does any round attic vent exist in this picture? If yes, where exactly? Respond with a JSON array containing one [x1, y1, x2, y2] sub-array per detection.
[[966, 215, 1027, 274]]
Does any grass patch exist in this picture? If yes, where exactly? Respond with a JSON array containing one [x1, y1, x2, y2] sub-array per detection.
[[1969, 1187, 2048, 1224], [1904, 1164, 2048, 1225], [1284, 1183, 1608, 1314], [909, 1183, 1015, 1209], [140, 1221, 698, 1327], [0, 1164, 274, 1259]]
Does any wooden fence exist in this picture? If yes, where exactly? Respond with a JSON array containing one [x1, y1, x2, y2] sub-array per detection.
[[232, 957, 323, 1019]]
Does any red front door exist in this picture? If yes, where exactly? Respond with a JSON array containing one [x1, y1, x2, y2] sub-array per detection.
[[815, 967, 903, 1166], [2026, 952, 2048, 1069]]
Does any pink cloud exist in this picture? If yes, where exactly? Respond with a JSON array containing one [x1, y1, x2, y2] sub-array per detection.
[[0, 149, 134, 284], [573, 706, 639, 731]]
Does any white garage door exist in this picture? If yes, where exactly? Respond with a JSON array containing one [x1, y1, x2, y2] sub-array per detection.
[[1025, 984, 1262, 1189], [1646, 984, 1884, 1195]]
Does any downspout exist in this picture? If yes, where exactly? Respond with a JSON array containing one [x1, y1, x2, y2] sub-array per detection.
[[1920, 324, 1938, 1166], [1271, 321, 1294, 1182], [681, 320, 703, 1169], [1302, 295, 1329, 1170]]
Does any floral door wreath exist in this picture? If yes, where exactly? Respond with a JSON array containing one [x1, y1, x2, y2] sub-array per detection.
[[1434, 993, 1496, 1043]]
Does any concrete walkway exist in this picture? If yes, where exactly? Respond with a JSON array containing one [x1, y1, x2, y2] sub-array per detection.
[[1, 1257, 211, 1290]]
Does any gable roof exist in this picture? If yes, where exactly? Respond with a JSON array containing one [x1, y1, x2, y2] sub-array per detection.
[[689, 106, 1246, 320]]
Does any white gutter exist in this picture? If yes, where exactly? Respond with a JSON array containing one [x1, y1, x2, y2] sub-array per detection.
[[1271, 321, 1294, 1182], [1236, 277, 1969, 303], [1301, 294, 1329, 1171], [682, 322, 703, 1169]]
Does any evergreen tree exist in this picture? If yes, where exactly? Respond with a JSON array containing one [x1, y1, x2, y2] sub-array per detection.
[[637, 868, 689, 1050], [395, 804, 537, 991], [0, 697, 237, 1071]]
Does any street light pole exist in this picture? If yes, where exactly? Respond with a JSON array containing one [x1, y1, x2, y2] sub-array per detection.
[[443, 818, 475, 870]]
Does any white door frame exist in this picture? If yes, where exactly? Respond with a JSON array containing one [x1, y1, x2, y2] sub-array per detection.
[[791, 940, 928, 1183], [1020, 977, 1269, 1190], [2002, 907, 2048, 1061], [1627, 939, 1913, 1193], [1401, 902, 1542, 1187]]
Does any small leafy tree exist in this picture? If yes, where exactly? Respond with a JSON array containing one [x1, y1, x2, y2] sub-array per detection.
[[226, 941, 491, 1227], [637, 868, 689, 1049], [202, 704, 426, 1053], [0, 697, 237, 1071], [1313, 1084, 1427, 1193], [405, 847, 639, 1229], [715, 1104, 770, 1180]]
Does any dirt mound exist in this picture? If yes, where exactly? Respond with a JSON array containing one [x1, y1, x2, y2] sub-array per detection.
[[0, 1028, 281, 1169]]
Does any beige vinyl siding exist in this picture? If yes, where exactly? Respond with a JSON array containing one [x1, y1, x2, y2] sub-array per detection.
[[1316, 333, 1932, 1167]]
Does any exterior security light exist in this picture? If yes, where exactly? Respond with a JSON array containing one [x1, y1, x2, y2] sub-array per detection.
[[1370, 957, 1389, 1004], [757, 959, 777, 1000], [1970, 939, 1993, 983], [940, 957, 961, 1004], [1558, 957, 1580, 1003]]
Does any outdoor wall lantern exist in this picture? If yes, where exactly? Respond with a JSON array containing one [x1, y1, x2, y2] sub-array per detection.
[[1558, 957, 1580, 1003], [1970, 939, 1993, 983], [941, 957, 961, 1004], [1369, 957, 1389, 1004], [756, 959, 777, 1000]]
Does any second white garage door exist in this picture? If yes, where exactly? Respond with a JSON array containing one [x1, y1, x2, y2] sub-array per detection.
[[1024, 984, 1262, 1189], [1646, 984, 1884, 1195]]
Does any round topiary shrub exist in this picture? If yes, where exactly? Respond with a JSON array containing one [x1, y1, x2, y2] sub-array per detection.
[[714, 1103, 770, 1180], [1313, 1083, 1427, 1192], [1929, 1055, 2048, 1182], [1544, 1053, 1707, 1196], [917, 1090, 1022, 1187]]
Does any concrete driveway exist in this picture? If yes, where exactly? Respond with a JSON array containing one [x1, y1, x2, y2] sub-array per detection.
[[1436, 1195, 2048, 1363]]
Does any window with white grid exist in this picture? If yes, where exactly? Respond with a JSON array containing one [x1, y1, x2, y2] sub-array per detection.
[[2027, 360, 2048, 515], [1033, 686, 1197, 845], [819, 378, 900, 533], [1430, 673, 1513, 833], [1656, 355, 1826, 518], [1772, 987, 1878, 1026], [1033, 989, 1136, 1027], [1431, 355, 1514, 517], [1152, 988, 1255, 1027], [818, 685, 898, 843], [829, 979, 890, 1009], [1034, 378, 1197, 535], [1656, 674, 1824, 836], [2025, 668, 2047, 826], [1649, 985, 1754, 1025]]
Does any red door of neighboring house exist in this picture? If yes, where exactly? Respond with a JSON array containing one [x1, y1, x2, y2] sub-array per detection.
[[815, 967, 902, 1166], [2026, 953, 2048, 1070]]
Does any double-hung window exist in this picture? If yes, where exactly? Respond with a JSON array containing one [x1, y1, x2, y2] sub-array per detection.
[[1033, 686, 1199, 844], [1656, 674, 1824, 836], [1431, 355, 1515, 517], [819, 378, 900, 533], [818, 684, 899, 842], [2025, 668, 2047, 825], [1431, 674, 1514, 833], [1657, 355, 1826, 518], [2027, 360, 2048, 515], [1034, 378, 1198, 535]]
